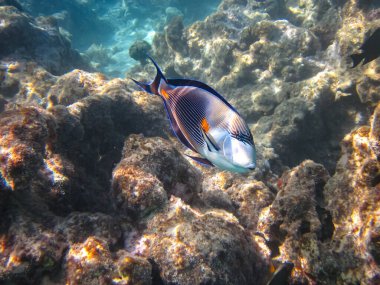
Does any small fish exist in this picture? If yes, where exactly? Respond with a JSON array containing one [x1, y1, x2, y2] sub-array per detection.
[[267, 261, 294, 285], [351, 28, 380, 68], [132, 56, 256, 173]]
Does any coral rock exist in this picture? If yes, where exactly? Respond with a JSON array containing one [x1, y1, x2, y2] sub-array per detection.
[[118, 134, 202, 204], [323, 102, 380, 284], [135, 197, 267, 285], [257, 160, 333, 283], [112, 163, 168, 218], [0, 107, 55, 191], [47, 70, 107, 107], [65, 237, 152, 285], [129, 40, 152, 65], [0, 6, 90, 75]]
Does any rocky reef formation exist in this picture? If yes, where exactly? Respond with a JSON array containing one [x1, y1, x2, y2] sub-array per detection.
[[0, 6, 91, 75], [132, 0, 379, 174], [1, 0, 380, 284]]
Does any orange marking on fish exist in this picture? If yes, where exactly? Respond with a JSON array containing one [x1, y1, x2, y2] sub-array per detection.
[[161, 89, 169, 99], [201, 118, 210, 132], [269, 263, 276, 273]]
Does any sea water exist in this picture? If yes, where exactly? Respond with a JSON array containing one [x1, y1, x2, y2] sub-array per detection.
[[25, 0, 221, 77]]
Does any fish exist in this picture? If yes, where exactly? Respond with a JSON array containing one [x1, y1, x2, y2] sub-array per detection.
[[131, 56, 256, 173], [267, 261, 294, 285], [351, 28, 380, 68]]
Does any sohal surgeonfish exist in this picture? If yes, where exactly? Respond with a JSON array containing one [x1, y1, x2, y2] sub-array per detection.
[[351, 28, 380, 68], [132, 56, 256, 173]]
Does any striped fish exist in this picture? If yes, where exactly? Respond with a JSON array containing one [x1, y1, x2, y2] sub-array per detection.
[[132, 56, 256, 173]]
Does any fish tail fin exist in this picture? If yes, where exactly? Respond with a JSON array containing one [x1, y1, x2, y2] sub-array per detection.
[[130, 55, 167, 96], [350, 52, 364, 68], [130, 77, 153, 94], [146, 54, 168, 95]]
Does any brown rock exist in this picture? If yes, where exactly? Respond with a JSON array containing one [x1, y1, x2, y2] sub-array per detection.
[[134, 197, 268, 285], [118, 134, 202, 204]]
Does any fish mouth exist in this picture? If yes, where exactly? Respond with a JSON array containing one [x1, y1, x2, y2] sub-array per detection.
[[246, 163, 256, 170]]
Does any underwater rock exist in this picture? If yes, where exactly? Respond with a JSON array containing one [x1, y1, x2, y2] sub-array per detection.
[[201, 171, 275, 231], [83, 44, 116, 71], [0, 72, 168, 210], [116, 134, 201, 205], [0, 6, 91, 75], [0, 100, 161, 283], [47, 70, 107, 107], [356, 61, 380, 105], [165, 16, 188, 55], [22, 0, 114, 50], [65, 236, 152, 285], [0, 0, 22, 11], [165, 6, 184, 23], [56, 212, 123, 246], [0, 107, 55, 191], [112, 161, 168, 218], [135, 197, 268, 285], [0, 62, 57, 108], [257, 160, 333, 283], [129, 40, 152, 65], [0, 96, 7, 112], [322, 103, 380, 284], [0, 210, 67, 284]]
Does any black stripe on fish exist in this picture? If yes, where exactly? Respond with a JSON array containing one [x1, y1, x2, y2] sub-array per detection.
[[201, 128, 220, 152], [172, 95, 206, 148], [161, 98, 197, 152], [230, 130, 254, 146], [165, 86, 206, 147]]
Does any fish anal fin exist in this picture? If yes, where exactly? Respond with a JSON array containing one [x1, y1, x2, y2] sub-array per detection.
[[185, 154, 214, 167]]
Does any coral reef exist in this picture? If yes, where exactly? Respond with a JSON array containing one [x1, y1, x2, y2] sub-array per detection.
[[131, 0, 378, 174], [129, 40, 152, 65], [322, 103, 380, 284], [83, 44, 116, 71], [0, 6, 91, 75], [21, 0, 115, 49], [134, 197, 268, 285], [1, 0, 380, 284], [65, 237, 152, 285]]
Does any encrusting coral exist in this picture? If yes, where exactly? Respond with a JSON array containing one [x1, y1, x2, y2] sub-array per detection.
[[1, 0, 380, 284], [132, 196, 268, 285]]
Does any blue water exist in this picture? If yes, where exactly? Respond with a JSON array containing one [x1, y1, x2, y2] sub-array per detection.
[[25, 0, 221, 77]]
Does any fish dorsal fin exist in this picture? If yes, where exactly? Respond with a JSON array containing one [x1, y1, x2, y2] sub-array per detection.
[[167, 78, 240, 114]]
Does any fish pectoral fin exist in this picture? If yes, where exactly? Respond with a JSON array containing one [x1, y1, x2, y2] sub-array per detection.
[[185, 154, 214, 167], [200, 118, 220, 152], [200, 127, 220, 152]]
